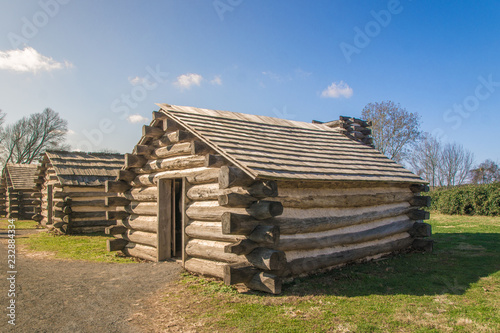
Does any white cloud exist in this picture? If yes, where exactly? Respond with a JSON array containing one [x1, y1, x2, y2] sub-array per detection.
[[128, 76, 152, 86], [128, 76, 147, 85], [67, 129, 76, 135], [262, 71, 285, 82], [175, 73, 203, 89], [210, 75, 222, 85], [0, 47, 73, 73], [127, 114, 149, 124], [321, 81, 353, 98]]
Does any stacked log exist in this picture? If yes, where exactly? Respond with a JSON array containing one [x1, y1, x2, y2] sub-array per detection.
[[216, 166, 284, 294], [0, 186, 6, 216], [251, 181, 432, 278], [408, 184, 433, 252], [42, 186, 117, 234], [314, 116, 373, 147], [105, 112, 225, 262], [3, 188, 38, 220]]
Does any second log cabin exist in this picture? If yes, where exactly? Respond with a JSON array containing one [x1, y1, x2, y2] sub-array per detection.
[[0, 164, 38, 219], [33, 151, 125, 233], [105, 103, 432, 294]]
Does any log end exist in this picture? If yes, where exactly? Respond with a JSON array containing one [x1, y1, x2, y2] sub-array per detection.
[[224, 239, 259, 255], [410, 184, 430, 193], [107, 238, 128, 252], [223, 263, 259, 285], [244, 272, 282, 294], [412, 238, 433, 253], [410, 222, 432, 238]]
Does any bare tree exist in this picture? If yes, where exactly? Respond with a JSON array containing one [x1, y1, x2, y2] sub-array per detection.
[[1, 108, 68, 165], [439, 143, 474, 186], [469, 159, 500, 184], [409, 133, 443, 188], [362, 101, 422, 163]]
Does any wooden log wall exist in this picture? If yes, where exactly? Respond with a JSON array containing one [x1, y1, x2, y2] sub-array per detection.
[[105, 112, 230, 265], [36, 164, 118, 233], [0, 185, 6, 217], [222, 180, 431, 292], [4, 188, 38, 220], [276, 182, 431, 276]]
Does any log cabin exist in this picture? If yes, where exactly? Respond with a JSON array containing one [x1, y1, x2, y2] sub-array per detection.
[[0, 164, 38, 219], [33, 151, 125, 234], [105, 103, 432, 294]]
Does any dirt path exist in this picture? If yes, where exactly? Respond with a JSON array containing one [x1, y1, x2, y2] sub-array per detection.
[[0, 229, 181, 333]]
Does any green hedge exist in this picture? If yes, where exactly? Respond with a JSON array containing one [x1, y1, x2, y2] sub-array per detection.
[[429, 182, 500, 216]]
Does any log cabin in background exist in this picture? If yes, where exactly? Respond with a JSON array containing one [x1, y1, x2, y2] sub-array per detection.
[[33, 151, 125, 234], [0, 164, 38, 220], [105, 103, 432, 294]]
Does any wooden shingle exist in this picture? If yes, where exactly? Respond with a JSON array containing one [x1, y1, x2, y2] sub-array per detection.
[[157, 104, 425, 184]]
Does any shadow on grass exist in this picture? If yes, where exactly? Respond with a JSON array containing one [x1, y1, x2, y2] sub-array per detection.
[[283, 232, 500, 297]]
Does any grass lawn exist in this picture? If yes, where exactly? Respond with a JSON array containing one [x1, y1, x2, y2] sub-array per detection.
[[140, 213, 500, 332], [0, 218, 137, 263], [0, 218, 39, 230]]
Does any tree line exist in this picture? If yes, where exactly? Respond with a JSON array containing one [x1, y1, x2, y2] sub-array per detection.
[[0, 108, 68, 169], [362, 101, 499, 187]]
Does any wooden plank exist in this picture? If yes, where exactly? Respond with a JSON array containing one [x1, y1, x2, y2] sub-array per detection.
[[171, 180, 176, 257], [182, 178, 188, 267], [157, 179, 171, 261], [47, 185, 53, 225]]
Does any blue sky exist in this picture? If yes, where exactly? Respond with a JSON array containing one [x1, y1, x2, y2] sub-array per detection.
[[0, 0, 499, 164]]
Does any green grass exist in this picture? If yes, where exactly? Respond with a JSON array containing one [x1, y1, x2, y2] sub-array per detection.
[[15, 231, 138, 263], [0, 218, 39, 230], [168, 213, 500, 332]]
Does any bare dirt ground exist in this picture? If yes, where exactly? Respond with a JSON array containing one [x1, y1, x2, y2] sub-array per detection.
[[0, 229, 181, 333]]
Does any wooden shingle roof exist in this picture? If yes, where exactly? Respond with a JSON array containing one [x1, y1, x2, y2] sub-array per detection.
[[3, 164, 38, 190], [157, 103, 425, 184], [37, 151, 124, 186]]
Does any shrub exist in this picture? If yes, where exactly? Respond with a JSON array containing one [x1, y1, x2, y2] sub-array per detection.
[[429, 182, 500, 216]]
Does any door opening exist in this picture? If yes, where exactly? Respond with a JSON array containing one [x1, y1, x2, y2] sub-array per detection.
[[157, 178, 184, 260]]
